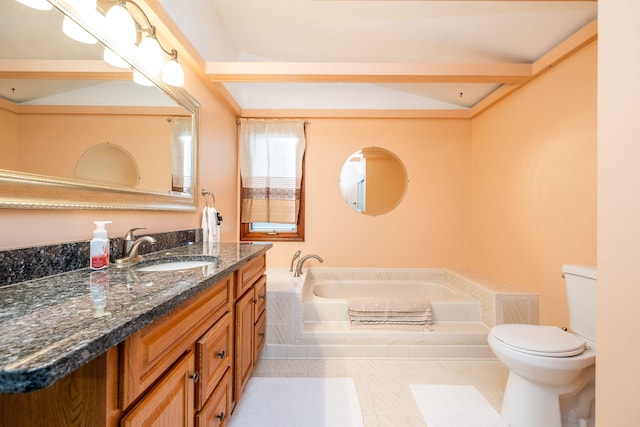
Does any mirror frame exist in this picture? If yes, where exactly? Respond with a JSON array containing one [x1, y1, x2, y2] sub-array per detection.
[[0, 0, 199, 211], [339, 146, 408, 216]]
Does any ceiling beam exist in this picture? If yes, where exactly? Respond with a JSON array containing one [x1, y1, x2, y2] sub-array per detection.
[[205, 62, 532, 84], [531, 19, 597, 74], [0, 60, 131, 80], [240, 108, 471, 119], [317, 0, 596, 2]]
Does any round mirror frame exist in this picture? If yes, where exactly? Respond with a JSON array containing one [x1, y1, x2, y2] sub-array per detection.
[[339, 146, 408, 216]]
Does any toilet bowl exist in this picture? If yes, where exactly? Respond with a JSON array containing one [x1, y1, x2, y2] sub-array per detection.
[[488, 265, 597, 427]]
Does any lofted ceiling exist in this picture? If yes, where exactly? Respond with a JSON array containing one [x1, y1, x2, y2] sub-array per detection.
[[158, 0, 598, 117]]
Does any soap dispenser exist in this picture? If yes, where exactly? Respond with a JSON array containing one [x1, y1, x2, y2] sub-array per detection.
[[90, 221, 112, 270]]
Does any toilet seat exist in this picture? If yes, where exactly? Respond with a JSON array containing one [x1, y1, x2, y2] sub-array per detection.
[[490, 324, 586, 357]]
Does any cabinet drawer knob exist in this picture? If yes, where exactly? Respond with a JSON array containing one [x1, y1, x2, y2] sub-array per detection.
[[190, 371, 199, 383], [259, 331, 265, 337], [217, 350, 226, 359], [217, 412, 225, 421], [252, 298, 258, 304], [259, 294, 266, 300]]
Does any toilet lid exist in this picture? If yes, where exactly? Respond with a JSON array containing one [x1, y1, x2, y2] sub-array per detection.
[[491, 324, 586, 357]]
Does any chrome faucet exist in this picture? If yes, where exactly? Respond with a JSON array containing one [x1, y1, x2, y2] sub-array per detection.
[[116, 228, 157, 265], [289, 250, 302, 272], [294, 254, 323, 277]]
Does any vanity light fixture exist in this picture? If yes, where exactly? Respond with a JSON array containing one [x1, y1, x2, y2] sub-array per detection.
[[16, 0, 52, 11], [135, 26, 164, 79], [102, 0, 186, 87], [161, 49, 185, 87], [102, 0, 137, 69], [103, 1, 137, 46], [61, 0, 100, 45]]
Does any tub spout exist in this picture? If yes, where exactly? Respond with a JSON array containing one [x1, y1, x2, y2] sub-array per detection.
[[294, 254, 323, 277]]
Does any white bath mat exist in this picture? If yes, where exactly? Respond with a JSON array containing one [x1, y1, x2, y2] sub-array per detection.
[[229, 377, 364, 427], [410, 384, 508, 427]]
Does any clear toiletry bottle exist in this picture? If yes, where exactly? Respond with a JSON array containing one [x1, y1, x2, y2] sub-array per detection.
[[90, 221, 112, 270]]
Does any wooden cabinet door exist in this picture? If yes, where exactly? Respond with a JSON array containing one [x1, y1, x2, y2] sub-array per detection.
[[196, 370, 232, 427], [196, 312, 232, 411], [120, 351, 195, 427], [234, 290, 255, 400]]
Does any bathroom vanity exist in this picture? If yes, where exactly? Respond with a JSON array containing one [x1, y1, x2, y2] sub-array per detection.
[[0, 242, 270, 427]]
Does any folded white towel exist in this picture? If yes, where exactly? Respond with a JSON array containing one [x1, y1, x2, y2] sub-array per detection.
[[201, 206, 220, 244], [348, 297, 432, 313], [347, 296, 433, 329]]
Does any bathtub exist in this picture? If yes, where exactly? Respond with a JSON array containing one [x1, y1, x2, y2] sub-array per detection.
[[303, 277, 481, 324]]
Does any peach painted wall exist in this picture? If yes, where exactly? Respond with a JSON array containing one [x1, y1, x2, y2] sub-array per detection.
[[266, 118, 472, 270], [15, 114, 172, 192], [597, 1, 640, 424], [0, 105, 18, 170], [470, 41, 597, 326], [0, 66, 239, 250]]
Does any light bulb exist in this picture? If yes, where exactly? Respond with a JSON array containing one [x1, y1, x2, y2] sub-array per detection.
[[133, 70, 155, 87], [16, 0, 52, 10], [136, 35, 164, 78], [103, 3, 136, 48], [104, 48, 131, 69], [162, 58, 185, 87], [62, 16, 97, 44]]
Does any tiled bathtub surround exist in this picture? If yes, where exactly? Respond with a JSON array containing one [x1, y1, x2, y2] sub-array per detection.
[[443, 269, 540, 327], [0, 229, 200, 287], [264, 267, 538, 360]]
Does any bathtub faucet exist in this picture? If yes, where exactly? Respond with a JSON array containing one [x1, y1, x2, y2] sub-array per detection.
[[289, 250, 302, 272], [294, 254, 323, 277]]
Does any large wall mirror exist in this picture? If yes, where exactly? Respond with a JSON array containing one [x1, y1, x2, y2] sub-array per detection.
[[0, 0, 199, 210], [339, 147, 408, 216]]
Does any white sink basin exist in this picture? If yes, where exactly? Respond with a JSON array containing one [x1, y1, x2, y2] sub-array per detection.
[[136, 261, 213, 272]]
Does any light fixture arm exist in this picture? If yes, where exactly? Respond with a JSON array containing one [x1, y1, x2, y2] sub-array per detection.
[[118, 0, 173, 56]]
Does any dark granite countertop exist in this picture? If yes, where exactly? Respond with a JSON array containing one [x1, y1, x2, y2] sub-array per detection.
[[0, 241, 271, 394]]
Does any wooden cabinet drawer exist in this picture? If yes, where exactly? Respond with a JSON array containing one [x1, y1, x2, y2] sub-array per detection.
[[196, 312, 232, 411], [236, 255, 265, 298], [253, 275, 267, 321], [254, 310, 266, 363], [121, 350, 196, 427], [120, 276, 231, 409], [196, 369, 232, 427]]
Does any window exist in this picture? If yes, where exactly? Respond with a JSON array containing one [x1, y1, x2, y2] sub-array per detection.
[[239, 119, 306, 242]]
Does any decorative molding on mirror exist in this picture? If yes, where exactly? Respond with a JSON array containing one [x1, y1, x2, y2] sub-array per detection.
[[0, 169, 196, 211], [0, 0, 200, 211]]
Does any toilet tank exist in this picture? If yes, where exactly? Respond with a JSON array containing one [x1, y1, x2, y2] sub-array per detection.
[[563, 264, 597, 343]]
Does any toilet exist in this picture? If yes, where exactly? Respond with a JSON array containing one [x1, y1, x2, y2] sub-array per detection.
[[488, 265, 596, 427]]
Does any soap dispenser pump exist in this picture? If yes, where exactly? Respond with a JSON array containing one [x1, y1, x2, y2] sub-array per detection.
[[90, 221, 112, 270]]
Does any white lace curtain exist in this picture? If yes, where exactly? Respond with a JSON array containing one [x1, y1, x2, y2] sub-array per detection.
[[239, 119, 306, 224]]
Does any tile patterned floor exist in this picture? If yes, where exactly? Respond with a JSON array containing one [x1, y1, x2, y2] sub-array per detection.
[[251, 358, 509, 427]]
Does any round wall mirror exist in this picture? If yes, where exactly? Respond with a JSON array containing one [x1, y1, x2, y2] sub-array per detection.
[[339, 147, 408, 216]]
